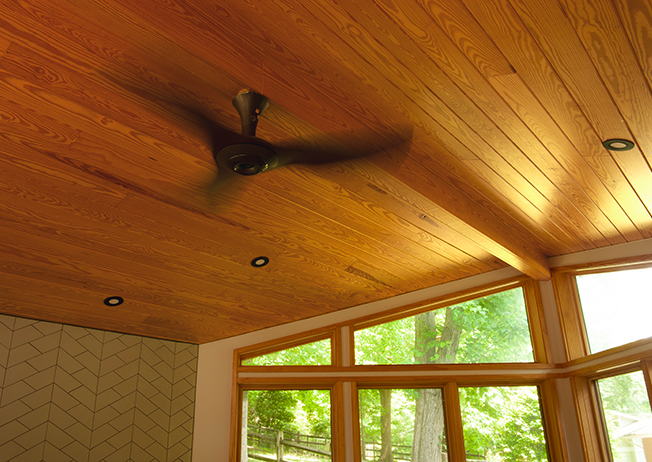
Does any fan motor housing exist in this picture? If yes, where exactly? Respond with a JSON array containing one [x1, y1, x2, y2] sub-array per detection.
[[215, 143, 279, 176]]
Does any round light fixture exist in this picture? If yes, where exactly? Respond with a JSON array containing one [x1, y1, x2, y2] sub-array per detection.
[[103, 296, 124, 306], [251, 256, 270, 267], [603, 139, 635, 151]]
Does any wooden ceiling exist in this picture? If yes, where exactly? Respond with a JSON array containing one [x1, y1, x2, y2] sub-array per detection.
[[0, 0, 651, 343]]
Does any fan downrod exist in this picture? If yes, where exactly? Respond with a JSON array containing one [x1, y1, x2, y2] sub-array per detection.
[[232, 91, 270, 137]]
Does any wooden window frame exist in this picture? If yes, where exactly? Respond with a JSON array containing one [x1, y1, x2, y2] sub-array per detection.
[[554, 255, 652, 462], [350, 276, 551, 365], [553, 255, 652, 362], [231, 277, 561, 461]]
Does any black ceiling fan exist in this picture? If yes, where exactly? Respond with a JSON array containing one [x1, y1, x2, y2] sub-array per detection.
[[210, 91, 411, 178]]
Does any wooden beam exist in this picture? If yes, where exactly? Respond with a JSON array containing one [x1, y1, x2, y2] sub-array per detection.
[[369, 155, 551, 281]]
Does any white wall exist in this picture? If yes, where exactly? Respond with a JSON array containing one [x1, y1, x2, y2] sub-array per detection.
[[192, 238, 652, 461]]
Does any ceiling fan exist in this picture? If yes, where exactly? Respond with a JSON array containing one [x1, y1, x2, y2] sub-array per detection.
[[211, 91, 411, 178]]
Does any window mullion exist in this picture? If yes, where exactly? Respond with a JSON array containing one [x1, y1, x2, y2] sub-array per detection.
[[444, 382, 466, 462]]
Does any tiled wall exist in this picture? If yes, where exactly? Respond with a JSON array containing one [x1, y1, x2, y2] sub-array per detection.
[[0, 314, 198, 462]]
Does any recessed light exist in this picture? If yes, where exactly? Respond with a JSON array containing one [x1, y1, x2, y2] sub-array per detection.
[[251, 256, 269, 267], [104, 296, 124, 306], [603, 139, 635, 151]]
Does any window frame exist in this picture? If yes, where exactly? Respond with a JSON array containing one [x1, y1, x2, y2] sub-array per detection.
[[231, 276, 561, 462], [553, 256, 652, 362], [351, 276, 549, 365], [554, 255, 652, 462]]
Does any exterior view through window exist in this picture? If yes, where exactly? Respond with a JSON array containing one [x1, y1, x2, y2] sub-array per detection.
[[355, 287, 534, 364], [242, 338, 332, 365], [459, 386, 548, 462], [596, 370, 652, 462], [359, 388, 448, 462], [242, 389, 332, 461], [576, 266, 652, 354]]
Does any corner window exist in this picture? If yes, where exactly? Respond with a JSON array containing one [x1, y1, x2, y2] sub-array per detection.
[[595, 370, 652, 462], [576, 266, 652, 354]]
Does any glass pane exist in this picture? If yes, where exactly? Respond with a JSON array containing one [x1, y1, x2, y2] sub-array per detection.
[[243, 338, 331, 365], [243, 389, 332, 461], [355, 288, 534, 364], [459, 385, 548, 462], [576, 266, 652, 353], [596, 371, 652, 462], [358, 388, 447, 461]]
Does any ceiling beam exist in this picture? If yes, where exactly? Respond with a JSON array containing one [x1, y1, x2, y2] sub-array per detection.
[[369, 153, 552, 281]]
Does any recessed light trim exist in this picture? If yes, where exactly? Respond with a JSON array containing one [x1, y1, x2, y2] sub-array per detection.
[[251, 256, 270, 267], [104, 296, 124, 306], [603, 139, 635, 151]]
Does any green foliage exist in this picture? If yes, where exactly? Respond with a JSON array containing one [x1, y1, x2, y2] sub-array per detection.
[[243, 338, 331, 365], [597, 371, 652, 418], [247, 389, 332, 438], [248, 390, 299, 432], [459, 386, 548, 462], [355, 288, 534, 365]]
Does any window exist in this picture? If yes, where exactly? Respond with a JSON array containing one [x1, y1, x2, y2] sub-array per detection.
[[576, 266, 652, 354], [354, 286, 535, 365], [358, 388, 448, 461], [242, 337, 332, 366], [595, 370, 652, 462], [233, 278, 556, 462], [459, 385, 548, 461], [242, 389, 332, 461]]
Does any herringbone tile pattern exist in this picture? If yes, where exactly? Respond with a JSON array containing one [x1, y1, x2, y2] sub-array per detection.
[[0, 315, 197, 461], [0, 318, 62, 462]]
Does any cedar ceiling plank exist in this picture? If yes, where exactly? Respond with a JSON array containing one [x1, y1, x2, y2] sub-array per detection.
[[509, 0, 652, 233], [252, 0, 584, 264], [616, 0, 652, 91], [413, 0, 514, 78], [0, 278, 221, 343], [65, 137, 443, 289], [270, 162, 499, 275], [561, 0, 652, 169], [0, 69, 213, 173], [0, 37, 10, 60], [460, 0, 632, 246], [0, 268, 252, 338], [258, 164, 481, 280], [0, 159, 381, 308], [0, 122, 127, 207], [0, 0, 260, 125], [103, 0, 590, 264], [109, 0, 400, 144], [210, 175, 444, 288], [0, 152, 374, 308], [349, 0, 610, 251], [360, 1, 603, 249], [489, 72, 643, 241], [0, 183, 360, 302], [0, 223, 333, 326], [114, 192, 419, 297], [461, 159, 582, 255], [1, 42, 211, 159]]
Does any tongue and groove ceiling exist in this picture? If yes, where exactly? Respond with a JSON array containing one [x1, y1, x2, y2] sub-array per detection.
[[0, 0, 650, 343]]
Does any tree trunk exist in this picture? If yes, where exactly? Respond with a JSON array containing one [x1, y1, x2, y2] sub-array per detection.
[[379, 388, 394, 462], [412, 308, 464, 462]]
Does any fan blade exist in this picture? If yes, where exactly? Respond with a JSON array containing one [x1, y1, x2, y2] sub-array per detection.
[[273, 125, 413, 169]]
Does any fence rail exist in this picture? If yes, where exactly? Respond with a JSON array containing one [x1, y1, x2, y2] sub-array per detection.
[[247, 426, 332, 462]]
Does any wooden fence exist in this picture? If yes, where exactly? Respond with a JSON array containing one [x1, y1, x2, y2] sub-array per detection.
[[247, 426, 331, 461]]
